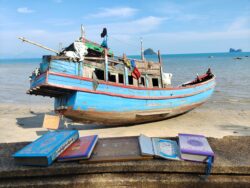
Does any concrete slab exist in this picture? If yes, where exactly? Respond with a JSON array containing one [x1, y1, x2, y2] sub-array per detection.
[[0, 136, 249, 180], [0, 173, 250, 188]]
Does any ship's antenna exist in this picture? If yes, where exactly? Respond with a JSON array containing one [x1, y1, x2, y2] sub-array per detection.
[[140, 37, 145, 61], [80, 24, 86, 39], [58, 42, 62, 52]]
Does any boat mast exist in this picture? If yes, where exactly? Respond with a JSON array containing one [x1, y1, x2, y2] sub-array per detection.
[[158, 50, 164, 88], [80, 24, 86, 40], [140, 37, 145, 61], [18, 37, 59, 54], [104, 49, 108, 81]]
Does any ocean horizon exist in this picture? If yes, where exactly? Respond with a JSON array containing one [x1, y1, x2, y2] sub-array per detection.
[[0, 51, 250, 62], [0, 51, 249, 112]]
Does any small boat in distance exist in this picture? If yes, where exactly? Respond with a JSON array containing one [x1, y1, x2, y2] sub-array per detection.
[[21, 27, 216, 126]]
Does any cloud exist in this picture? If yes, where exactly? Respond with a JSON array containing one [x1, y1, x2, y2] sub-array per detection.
[[157, 2, 207, 22], [228, 17, 250, 31], [87, 7, 138, 18], [17, 7, 34, 14], [0, 29, 79, 58], [141, 28, 250, 53], [86, 16, 167, 36], [1, 25, 250, 57], [0, 15, 166, 57], [145, 29, 250, 42]]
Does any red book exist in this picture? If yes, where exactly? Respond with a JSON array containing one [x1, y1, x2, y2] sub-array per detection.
[[57, 135, 98, 161]]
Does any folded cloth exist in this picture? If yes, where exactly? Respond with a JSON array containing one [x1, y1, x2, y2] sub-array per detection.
[[130, 59, 136, 68], [124, 59, 131, 68], [132, 67, 141, 80]]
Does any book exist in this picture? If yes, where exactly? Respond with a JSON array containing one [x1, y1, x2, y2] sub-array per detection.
[[42, 114, 60, 130], [80, 136, 152, 163], [57, 135, 98, 161], [12, 130, 79, 166], [178, 133, 214, 162], [139, 134, 180, 160]]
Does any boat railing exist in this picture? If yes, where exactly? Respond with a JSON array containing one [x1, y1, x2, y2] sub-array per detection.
[[84, 57, 123, 65]]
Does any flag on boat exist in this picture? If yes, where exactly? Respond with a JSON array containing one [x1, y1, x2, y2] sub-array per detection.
[[130, 59, 141, 79], [132, 67, 141, 79]]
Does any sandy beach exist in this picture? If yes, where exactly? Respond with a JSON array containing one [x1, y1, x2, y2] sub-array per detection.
[[1, 54, 250, 143], [0, 101, 249, 143]]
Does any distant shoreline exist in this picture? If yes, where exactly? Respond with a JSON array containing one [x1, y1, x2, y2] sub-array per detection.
[[1, 51, 250, 60]]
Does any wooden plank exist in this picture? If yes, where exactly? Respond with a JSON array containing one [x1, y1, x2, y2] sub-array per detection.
[[84, 57, 123, 65], [140, 69, 160, 76], [39, 87, 71, 95], [29, 87, 71, 97], [136, 110, 171, 117]]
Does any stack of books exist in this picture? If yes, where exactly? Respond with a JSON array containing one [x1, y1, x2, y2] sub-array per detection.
[[13, 130, 98, 166]]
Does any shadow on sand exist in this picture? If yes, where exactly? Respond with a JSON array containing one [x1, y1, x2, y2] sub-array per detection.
[[16, 111, 47, 129], [15, 110, 191, 136], [15, 110, 122, 135], [220, 124, 250, 136]]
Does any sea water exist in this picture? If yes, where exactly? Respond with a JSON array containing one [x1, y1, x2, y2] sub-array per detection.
[[0, 52, 250, 110]]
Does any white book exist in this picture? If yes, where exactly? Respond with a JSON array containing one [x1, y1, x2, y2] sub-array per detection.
[[139, 134, 180, 160]]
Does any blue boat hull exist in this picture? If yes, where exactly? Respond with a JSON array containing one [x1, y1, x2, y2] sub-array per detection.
[[28, 71, 216, 125]]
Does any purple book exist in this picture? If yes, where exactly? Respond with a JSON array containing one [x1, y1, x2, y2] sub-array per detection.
[[178, 133, 214, 162]]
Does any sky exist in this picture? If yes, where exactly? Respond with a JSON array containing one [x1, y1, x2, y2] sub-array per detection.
[[0, 0, 250, 57]]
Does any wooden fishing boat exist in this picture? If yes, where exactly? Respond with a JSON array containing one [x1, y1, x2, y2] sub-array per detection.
[[23, 28, 216, 125]]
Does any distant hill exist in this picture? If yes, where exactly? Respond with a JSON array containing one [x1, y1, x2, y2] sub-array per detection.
[[144, 48, 157, 55], [229, 48, 242, 53]]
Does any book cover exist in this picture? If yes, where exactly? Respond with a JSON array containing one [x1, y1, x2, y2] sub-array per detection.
[[80, 137, 152, 163], [139, 134, 180, 160], [58, 135, 98, 161], [152, 138, 180, 160], [138, 134, 154, 156], [178, 133, 214, 162], [13, 130, 79, 166]]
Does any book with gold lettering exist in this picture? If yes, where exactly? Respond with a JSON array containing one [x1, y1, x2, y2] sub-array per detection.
[[13, 130, 79, 166], [58, 135, 98, 161]]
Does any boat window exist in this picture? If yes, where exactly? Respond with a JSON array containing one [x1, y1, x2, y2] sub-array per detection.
[[152, 78, 159, 87], [94, 69, 104, 80], [108, 72, 116, 83], [118, 73, 124, 84], [128, 76, 133, 85], [140, 77, 145, 87]]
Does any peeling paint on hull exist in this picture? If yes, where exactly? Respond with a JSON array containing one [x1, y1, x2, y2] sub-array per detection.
[[28, 71, 216, 126], [56, 102, 204, 126]]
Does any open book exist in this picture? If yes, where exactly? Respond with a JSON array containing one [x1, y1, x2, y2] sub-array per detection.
[[138, 134, 180, 160]]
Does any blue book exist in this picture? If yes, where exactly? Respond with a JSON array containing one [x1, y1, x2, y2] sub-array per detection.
[[13, 130, 79, 166], [139, 134, 180, 160]]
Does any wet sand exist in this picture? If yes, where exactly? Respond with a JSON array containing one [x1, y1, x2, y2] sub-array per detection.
[[0, 103, 249, 143]]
